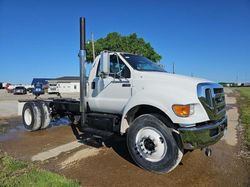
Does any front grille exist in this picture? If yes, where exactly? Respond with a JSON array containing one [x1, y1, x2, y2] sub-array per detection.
[[197, 83, 226, 120], [205, 88, 213, 107]]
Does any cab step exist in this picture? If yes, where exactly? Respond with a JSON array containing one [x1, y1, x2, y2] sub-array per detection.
[[81, 127, 114, 138]]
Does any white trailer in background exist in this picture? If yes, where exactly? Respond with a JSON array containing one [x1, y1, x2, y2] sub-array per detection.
[[48, 76, 80, 94]]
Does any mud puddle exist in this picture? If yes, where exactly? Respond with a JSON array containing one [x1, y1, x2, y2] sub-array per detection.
[[0, 117, 25, 141], [0, 117, 77, 160], [0, 117, 71, 142]]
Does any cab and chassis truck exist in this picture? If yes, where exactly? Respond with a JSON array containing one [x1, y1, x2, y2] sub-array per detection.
[[21, 17, 227, 173]]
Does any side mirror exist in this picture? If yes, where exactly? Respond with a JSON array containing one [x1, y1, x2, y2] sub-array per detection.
[[100, 51, 110, 77]]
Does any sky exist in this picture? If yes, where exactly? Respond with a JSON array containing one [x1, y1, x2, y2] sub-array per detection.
[[0, 0, 250, 84]]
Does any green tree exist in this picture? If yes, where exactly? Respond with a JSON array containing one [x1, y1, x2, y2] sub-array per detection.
[[86, 32, 161, 63]]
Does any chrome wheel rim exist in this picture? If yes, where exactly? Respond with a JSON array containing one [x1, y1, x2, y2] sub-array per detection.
[[24, 108, 32, 126], [135, 127, 167, 162]]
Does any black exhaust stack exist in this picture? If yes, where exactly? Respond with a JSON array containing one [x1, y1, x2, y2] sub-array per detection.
[[79, 17, 86, 126]]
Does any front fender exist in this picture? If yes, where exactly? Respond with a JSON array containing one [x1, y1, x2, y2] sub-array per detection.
[[120, 90, 209, 134]]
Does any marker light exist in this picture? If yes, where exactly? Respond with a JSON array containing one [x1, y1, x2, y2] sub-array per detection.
[[172, 104, 194, 117]]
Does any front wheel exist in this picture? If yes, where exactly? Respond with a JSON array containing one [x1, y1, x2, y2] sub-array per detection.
[[127, 114, 183, 173]]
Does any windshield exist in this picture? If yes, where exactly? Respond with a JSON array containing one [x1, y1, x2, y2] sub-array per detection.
[[121, 54, 166, 72], [35, 83, 43, 88]]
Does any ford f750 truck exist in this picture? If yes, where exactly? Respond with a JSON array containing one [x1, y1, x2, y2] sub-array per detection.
[[21, 17, 227, 173]]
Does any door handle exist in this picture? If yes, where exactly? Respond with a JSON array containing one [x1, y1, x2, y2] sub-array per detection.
[[122, 83, 131, 87]]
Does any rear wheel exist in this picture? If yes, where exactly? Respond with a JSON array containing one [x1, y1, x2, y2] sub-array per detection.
[[22, 102, 42, 131], [127, 114, 183, 173], [37, 101, 51, 129]]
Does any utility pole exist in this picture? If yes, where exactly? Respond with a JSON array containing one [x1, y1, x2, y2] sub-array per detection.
[[172, 62, 175, 74], [91, 32, 96, 61]]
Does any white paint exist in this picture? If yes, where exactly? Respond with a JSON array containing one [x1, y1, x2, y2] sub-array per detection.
[[87, 54, 132, 114], [31, 141, 82, 161]]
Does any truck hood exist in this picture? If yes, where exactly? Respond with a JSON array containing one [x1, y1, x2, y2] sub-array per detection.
[[133, 71, 213, 104], [138, 71, 211, 85]]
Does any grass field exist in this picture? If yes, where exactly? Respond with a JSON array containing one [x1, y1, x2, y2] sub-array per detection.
[[236, 87, 250, 146], [0, 153, 80, 187]]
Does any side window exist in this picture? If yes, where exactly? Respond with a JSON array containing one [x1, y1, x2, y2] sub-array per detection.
[[96, 55, 131, 78], [110, 55, 131, 78]]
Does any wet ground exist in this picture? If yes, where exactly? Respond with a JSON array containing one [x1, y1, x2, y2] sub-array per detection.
[[0, 88, 249, 187]]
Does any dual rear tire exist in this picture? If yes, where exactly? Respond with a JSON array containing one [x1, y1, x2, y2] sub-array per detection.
[[22, 101, 51, 131]]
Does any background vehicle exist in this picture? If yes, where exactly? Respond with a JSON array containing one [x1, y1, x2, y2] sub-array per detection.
[[48, 83, 59, 94], [20, 17, 227, 173], [14, 86, 27, 95], [32, 82, 45, 97], [6, 84, 15, 93]]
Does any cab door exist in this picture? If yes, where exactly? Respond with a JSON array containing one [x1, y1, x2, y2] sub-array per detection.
[[89, 54, 132, 114]]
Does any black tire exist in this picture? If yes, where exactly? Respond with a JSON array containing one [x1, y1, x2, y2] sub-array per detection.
[[22, 102, 42, 131], [127, 114, 183, 173], [37, 101, 51, 129]]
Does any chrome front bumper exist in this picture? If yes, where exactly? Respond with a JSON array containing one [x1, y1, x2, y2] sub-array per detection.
[[178, 117, 227, 150]]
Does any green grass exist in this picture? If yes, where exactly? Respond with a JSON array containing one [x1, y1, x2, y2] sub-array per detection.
[[0, 153, 80, 187], [236, 87, 250, 146]]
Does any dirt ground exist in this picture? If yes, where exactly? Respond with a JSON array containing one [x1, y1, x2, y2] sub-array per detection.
[[0, 88, 249, 187]]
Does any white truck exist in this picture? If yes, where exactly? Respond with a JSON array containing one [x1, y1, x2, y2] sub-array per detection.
[[21, 17, 227, 173]]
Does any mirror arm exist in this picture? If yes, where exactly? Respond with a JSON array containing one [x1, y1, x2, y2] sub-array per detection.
[[100, 72, 107, 79]]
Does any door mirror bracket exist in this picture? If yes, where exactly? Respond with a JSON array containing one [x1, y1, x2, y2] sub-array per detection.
[[100, 72, 107, 79]]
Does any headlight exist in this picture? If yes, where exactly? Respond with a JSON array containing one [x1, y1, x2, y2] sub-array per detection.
[[172, 104, 194, 117]]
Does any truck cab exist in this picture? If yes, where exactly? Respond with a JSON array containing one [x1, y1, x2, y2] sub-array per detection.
[[32, 82, 45, 97]]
